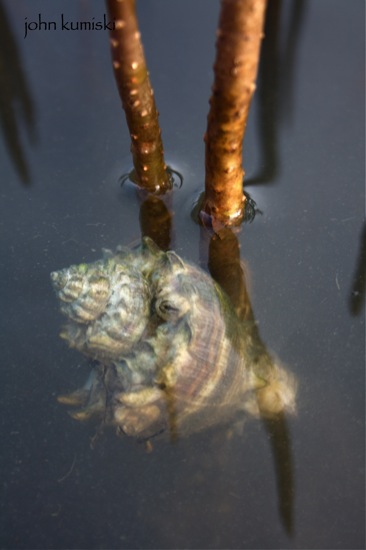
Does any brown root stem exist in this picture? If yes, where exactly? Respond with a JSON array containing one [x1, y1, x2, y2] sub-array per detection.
[[106, 0, 171, 194], [202, 0, 267, 226]]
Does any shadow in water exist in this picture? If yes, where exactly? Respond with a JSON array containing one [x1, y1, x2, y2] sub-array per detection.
[[0, 0, 36, 184], [349, 221, 366, 316], [247, 0, 306, 186], [279, 0, 307, 126]]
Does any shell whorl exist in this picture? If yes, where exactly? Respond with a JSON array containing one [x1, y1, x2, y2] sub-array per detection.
[[52, 256, 153, 359]]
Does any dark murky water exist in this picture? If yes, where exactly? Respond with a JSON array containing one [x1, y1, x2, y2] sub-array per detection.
[[0, 1, 364, 548]]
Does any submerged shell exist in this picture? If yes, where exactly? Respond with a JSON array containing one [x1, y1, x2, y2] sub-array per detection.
[[52, 238, 296, 439]]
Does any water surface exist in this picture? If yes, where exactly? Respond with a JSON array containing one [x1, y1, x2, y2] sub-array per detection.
[[0, 1, 364, 548]]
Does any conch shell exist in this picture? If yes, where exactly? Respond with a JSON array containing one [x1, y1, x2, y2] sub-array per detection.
[[51, 238, 296, 440]]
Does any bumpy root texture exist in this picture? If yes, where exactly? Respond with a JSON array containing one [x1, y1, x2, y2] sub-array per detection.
[[202, 0, 267, 226], [106, 0, 171, 193]]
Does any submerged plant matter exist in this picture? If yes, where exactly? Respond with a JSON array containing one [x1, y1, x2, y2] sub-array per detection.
[[51, 238, 296, 440]]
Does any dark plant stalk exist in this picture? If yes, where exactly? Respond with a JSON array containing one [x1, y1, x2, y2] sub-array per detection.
[[208, 228, 253, 322], [106, 0, 171, 193], [202, 0, 267, 226], [139, 195, 173, 252]]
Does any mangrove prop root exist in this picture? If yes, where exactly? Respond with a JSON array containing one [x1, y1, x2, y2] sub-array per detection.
[[106, 0, 171, 194], [202, 0, 267, 226]]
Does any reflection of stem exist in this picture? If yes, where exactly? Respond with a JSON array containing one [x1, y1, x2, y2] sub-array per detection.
[[207, 227, 295, 536], [248, 0, 281, 185], [208, 227, 253, 322], [106, 0, 171, 193], [262, 414, 295, 536], [202, 0, 267, 226], [138, 194, 173, 252]]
